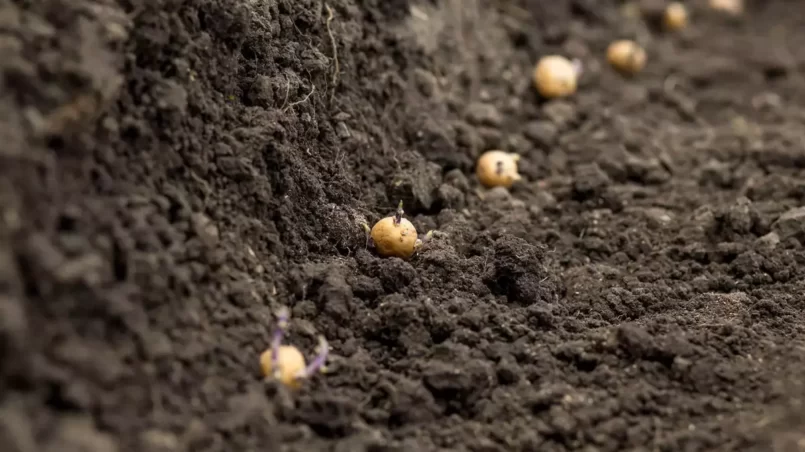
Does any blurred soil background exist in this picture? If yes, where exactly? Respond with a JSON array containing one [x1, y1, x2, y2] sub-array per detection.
[[2, 0, 805, 450]]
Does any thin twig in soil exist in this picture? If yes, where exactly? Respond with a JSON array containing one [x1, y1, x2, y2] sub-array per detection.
[[280, 78, 291, 110], [284, 85, 316, 112], [324, 3, 339, 102]]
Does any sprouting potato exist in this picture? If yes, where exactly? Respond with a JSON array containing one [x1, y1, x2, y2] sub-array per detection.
[[476, 150, 521, 189], [260, 307, 329, 390], [709, 0, 743, 16], [607, 40, 647, 75], [533, 55, 580, 99], [663, 2, 688, 31], [370, 201, 420, 259], [260, 344, 306, 389]]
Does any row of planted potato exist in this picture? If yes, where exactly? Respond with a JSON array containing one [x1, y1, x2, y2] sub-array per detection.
[[260, 0, 746, 390]]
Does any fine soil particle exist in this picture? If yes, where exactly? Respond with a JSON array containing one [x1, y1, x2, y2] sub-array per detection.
[[2, 0, 805, 451]]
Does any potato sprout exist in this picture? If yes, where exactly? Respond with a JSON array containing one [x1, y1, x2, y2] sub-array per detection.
[[533, 55, 581, 99], [663, 2, 688, 31], [259, 307, 329, 389], [476, 150, 521, 189], [369, 201, 421, 259], [607, 40, 647, 75]]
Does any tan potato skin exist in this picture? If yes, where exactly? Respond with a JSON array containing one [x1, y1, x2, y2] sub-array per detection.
[[260, 345, 305, 389], [476, 150, 521, 188], [370, 217, 418, 259], [709, 0, 743, 15], [534, 55, 578, 98], [664, 3, 688, 31], [607, 40, 646, 75]]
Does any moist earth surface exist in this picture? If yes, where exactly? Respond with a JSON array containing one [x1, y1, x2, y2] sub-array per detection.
[[2, 0, 805, 451]]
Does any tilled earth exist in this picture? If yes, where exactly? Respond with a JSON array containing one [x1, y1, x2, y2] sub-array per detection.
[[3, 0, 805, 451]]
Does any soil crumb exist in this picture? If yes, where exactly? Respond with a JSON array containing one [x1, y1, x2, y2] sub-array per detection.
[[2, 0, 805, 451]]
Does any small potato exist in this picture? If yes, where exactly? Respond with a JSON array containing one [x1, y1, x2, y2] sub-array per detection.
[[476, 150, 521, 189], [260, 345, 306, 389], [371, 215, 418, 259], [663, 2, 688, 31], [533, 55, 579, 99], [709, 0, 743, 15], [607, 40, 647, 76]]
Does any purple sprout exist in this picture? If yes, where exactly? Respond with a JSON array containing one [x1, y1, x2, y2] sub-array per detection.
[[269, 306, 329, 385], [572, 58, 584, 77], [393, 200, 404, 226], [270, 306, 290, 379], [297, 336, 330, 379]]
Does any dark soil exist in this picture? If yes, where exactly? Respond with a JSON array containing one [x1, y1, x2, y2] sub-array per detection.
[[3, 0, 805, 450]]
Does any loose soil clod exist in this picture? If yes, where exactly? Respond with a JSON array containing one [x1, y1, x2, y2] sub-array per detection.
[[2, 0, 805, 451]]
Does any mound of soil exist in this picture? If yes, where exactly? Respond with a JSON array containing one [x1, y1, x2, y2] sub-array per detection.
[[2, 0, 805, 450]]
